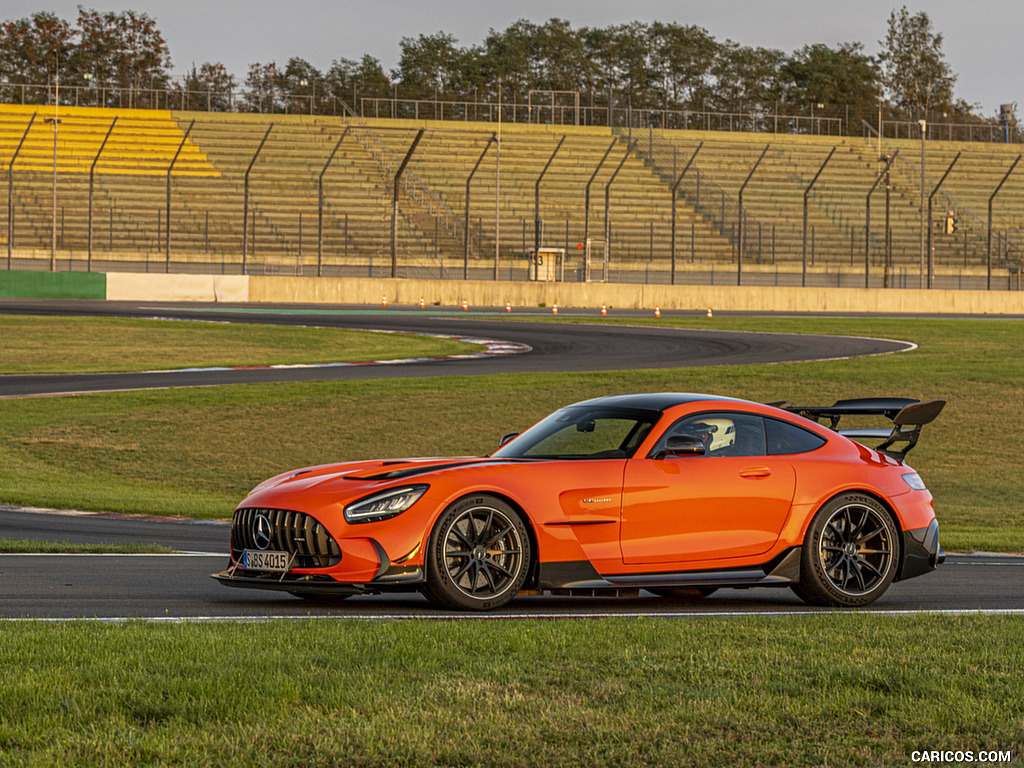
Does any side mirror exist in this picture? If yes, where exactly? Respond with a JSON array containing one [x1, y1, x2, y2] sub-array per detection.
[[657, 434, 706, 459], [499, 432, 519, 447]]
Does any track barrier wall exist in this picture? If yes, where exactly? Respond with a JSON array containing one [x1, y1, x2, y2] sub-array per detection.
[[2, 271, 1021, 314], [0, 270, 105, 300], [105, 273, 249, 303], [247, 275, 1024, 315]]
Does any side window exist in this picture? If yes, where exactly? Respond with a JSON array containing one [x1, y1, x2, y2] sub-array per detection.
[[765, 417, 827, 455], [651, 412, 767, 458]]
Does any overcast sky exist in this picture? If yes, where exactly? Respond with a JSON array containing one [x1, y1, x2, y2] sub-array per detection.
[[4, 0, 1022, 115]]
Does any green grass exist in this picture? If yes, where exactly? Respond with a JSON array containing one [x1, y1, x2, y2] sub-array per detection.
[[0, 539, 174, 554], [0, 315, 479, 373], [0, 316, 1020, 551], [0, 616, 1020, 767]]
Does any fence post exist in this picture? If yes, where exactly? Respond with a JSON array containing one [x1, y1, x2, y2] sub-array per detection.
[[88, 117, 117, 272], [318, 127, 350, 277], [7, 113, 36, 269], [926, 152, 960, 288], [166, 119, 194, 272], [604, 140, 637, 282], [584, 139, 617, 282], [802, 146, 835, 287], [865, 150, 898, 289], [737, 144, 769, 286], [243, 123, 273, 273], [391, 128, 426, 278], [464, 133, 496, 279], [987, 155, 1020, 290], [670, 142, 702, 284], [534, 135, 566, 255]]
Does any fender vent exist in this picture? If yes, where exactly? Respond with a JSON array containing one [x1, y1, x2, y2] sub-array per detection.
[[231, 507, 342, 568]]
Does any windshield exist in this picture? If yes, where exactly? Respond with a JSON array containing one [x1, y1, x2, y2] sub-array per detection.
[[492, 406, 660, 460]]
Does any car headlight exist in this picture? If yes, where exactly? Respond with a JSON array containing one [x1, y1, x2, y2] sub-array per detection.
[[344, 485, 429, 524], [902, 472, 927, 491]]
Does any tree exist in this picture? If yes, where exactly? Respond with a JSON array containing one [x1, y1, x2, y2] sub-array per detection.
[[710, 42, 785, 116], [395, 31, 463, 98], [243, 62, 282, 113], [648, 22, 719, 113], [782, 42, 879, 126], [325, 54, 392, 112], [481, 20, 544, 101], [75, 8, 172, 108], [535, 18, 594, 94], [878, 6, 955, 121], [603, 22, 654, 109], [0, 12, 74, 102], [179, 62, 235, 111], [281, 57, 323, 113]]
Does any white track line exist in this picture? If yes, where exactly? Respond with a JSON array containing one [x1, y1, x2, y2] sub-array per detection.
[[4, 609, 1024, 624], [0, 552, 222, 557]]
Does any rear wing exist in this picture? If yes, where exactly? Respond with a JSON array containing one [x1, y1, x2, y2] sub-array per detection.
[[767, 398, 945, 461]]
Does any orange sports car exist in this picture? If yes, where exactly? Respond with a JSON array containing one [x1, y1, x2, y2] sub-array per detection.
[[213, 393, 945, 610]]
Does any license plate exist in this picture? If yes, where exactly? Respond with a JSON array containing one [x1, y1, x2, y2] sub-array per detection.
[[243, 550, 290, 572]]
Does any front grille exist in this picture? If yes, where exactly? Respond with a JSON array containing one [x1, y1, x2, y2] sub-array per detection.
[[231, 507, 342, 568]]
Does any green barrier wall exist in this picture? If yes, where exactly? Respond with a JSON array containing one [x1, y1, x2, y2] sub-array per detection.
[[0, 271, 106, 300]]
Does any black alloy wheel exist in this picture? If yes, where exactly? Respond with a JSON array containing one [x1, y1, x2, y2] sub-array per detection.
[[794, 493, 899, 607], [423, 495, 531, 611]]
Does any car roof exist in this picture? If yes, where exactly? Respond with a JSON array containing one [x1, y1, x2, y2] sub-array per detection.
[[568, 393, 750, 412]]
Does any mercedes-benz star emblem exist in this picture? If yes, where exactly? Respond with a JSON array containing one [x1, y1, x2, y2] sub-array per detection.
[[253, 513, 273, 550]]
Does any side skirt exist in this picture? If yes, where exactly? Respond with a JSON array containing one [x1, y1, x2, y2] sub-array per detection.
[[535, 548, 802, 592]]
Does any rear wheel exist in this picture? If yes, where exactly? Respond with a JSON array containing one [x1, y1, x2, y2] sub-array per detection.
[[793, 494, 899, 607], [422, 495, 531, 611]]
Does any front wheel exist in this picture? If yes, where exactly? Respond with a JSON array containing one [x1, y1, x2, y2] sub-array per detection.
[[793, 493, 899, 607], [422, 495, 531, 611]]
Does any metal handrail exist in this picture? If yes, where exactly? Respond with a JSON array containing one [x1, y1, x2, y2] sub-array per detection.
[[623, 126, 767, 251], [335, 102, 467, 243], [861, 120, 989, 240]]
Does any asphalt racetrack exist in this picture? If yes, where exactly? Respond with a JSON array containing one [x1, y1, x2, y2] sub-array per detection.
[[2, 506, 1021, 620], [1, 298, 1020, 619], [0, 299, 912, 397]]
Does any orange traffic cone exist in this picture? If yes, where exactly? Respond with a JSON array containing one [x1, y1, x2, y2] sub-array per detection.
[[707, 307, 713, 318], [600, 303, 607, 316], [505, 301, 511, 313], [419, 296, 425, 309], [654, 305, 661, 318], [381, 295, 388, 307], [462, 299, 468, 311], [552, 303, 559, 315]]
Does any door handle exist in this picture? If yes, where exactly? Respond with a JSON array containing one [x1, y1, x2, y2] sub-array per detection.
[[739, 467, 772, 478]]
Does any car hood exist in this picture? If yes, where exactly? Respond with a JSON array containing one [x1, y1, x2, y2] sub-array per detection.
[[241, 457, 503, 508]]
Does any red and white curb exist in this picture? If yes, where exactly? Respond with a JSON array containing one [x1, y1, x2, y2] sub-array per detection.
[[153, 332, 530, 374]]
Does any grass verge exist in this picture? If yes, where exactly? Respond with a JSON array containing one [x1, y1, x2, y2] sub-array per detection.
[[0, 615, 1020, 767], [0, 315, 479, 373]]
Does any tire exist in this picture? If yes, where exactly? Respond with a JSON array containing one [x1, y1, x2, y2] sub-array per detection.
[[647, 587, 718, 599], [793, 493, 899, 607], [422, 495, 531, 611]]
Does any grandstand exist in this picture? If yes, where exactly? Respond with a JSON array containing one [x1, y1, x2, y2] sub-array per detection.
[[639, 129, 1024, 286], [2, 102, 1023, 288]]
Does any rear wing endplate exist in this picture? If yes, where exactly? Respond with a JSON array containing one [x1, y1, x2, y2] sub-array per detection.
[[767, 398, 945, 461]]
